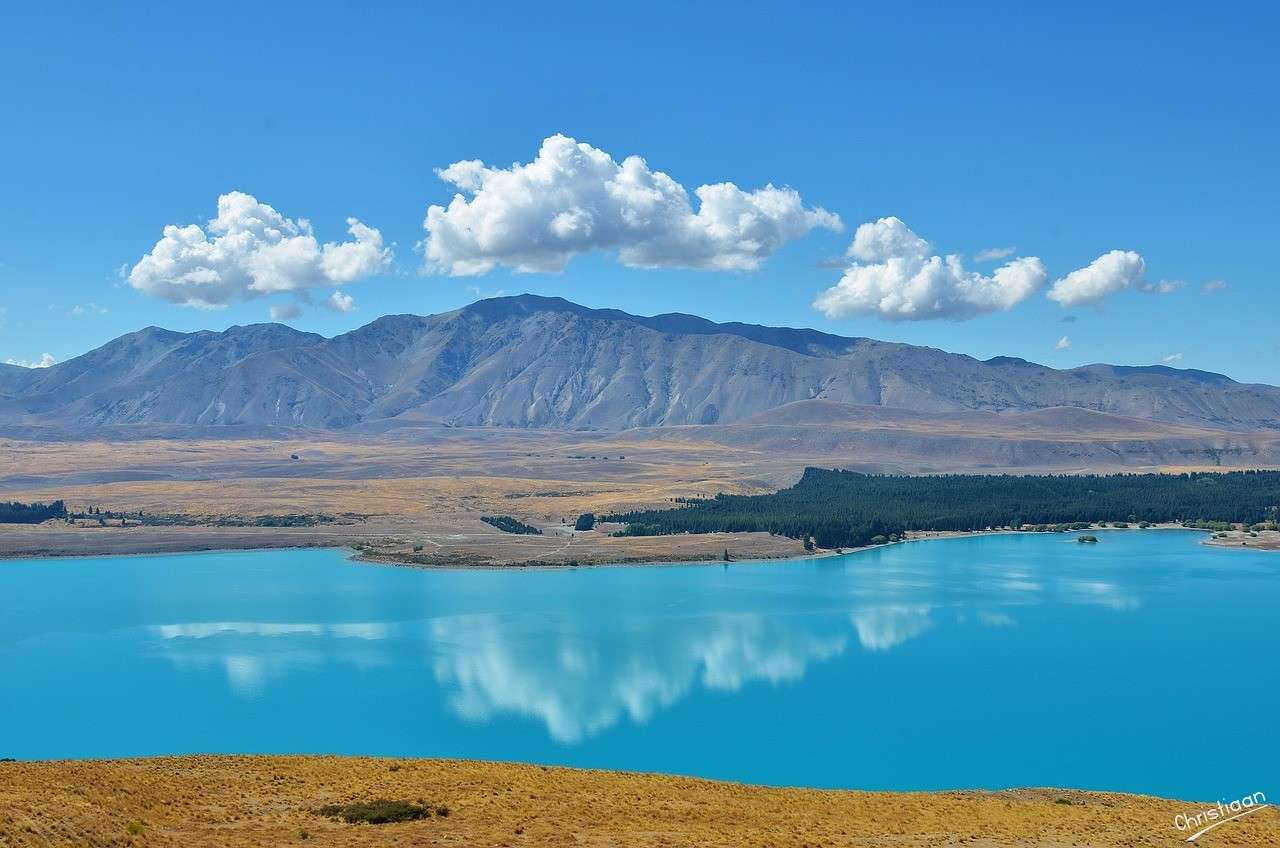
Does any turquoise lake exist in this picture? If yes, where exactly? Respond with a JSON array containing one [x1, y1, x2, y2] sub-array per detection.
[[2, 530, 1276, 800]]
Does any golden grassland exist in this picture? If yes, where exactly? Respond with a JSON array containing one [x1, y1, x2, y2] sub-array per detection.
[[2, 430, 1275, 563], [0, 432, 803, 563], [3, 756, 1273, 848], [0, 432, 780, 518]]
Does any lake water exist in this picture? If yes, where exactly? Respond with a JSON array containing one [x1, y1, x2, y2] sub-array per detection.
[[2, 530, 1276, 800]]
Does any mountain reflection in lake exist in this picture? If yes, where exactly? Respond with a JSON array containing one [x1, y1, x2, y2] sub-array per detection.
[[3, 530, 1276, 800]]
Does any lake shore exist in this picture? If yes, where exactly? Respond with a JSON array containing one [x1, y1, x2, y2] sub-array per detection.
[[1202, 527, 1280, 551], [5, 520, 1270, 569], [4, 755, 1273, 848]]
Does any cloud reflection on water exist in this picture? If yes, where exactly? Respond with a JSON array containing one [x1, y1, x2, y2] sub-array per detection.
[[429, 613, 847, 742], [144, 544, 1145, 738]]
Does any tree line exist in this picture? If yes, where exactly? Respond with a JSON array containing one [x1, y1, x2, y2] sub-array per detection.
[[481, 515, 543, 535], [606, 469, 1280, 549], [0, 500, 67, 524]]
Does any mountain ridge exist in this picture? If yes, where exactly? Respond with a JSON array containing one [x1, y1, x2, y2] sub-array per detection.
[[1, 294, 1276, 432]]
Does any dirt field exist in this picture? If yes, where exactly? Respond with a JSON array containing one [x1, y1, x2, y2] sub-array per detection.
[[3, 756, 1273, 848]]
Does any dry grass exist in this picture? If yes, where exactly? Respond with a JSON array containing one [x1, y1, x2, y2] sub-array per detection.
[[2, 756, 1271, 848], [2, 428, 1274, 565], [0, 431, 797, 564]]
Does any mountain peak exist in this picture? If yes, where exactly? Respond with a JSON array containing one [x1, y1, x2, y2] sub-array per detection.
[[2, 296, 1276, 432]]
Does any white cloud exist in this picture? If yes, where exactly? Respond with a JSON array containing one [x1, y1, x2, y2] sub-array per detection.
[[328, 290, 356, 312], [974, 246, 1016, 262], [812, 217, 1047, 321], [1162, 352, 1184, 364], [270, 303, 303, 321], [1139, 279, 1184, 295], [5, 353, 56, 368], [465, 284, 507, 300], [1202, 279, 1228, 294], [422, 134, 841, 276], [128, 191, 391, 309], [1055, 335, 1071, 350], [70, 302, 108, 316], [1046, 249, 1145, 306]]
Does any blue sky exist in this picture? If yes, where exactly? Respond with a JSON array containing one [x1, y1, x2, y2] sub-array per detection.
[[1, 1, 1277, 382]]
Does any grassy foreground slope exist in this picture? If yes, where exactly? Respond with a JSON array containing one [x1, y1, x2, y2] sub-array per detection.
[[3, 756, 1274, 847], [610, 468, 1280, 548]]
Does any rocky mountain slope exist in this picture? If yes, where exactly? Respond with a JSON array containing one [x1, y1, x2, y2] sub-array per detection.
[[2, 294, 1278, 432]]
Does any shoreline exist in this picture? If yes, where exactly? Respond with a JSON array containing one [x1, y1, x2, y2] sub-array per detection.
[[4, 755, 1274, 847], [4, 522, 1274, 570]]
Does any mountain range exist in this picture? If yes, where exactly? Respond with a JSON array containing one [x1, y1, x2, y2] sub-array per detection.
[[2, 294, 1278, 433]]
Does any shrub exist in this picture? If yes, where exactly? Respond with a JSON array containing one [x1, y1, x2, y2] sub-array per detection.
[[574, 513, 595, 531], [317, 799, 433, 824]]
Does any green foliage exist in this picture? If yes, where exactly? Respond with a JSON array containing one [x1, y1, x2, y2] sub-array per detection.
[[1184, 520, 1235, 532], [606, 468, 1280, 550], [480, 515, 543, 535], [316, 799, 434, 824], [0, 500, 67, 524], [574, 513, 596, 531]]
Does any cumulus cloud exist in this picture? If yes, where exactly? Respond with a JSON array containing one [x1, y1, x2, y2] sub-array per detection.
[[5, 353, 56, 368], [328, 290, 356, 312], [812, 217, 1047, 321], [269, 303, 303, 321], [128, 191, 391, 309], [465, 284, 507, 300], [1202, 279, 1228, 294], [1139, 279, 1184, 295], [422, 134, 841, 276], [1162, 352, 1184, 364], [974, 246, 1016, 262], [69, 302, 108, 316], [1046, 249, 1145, 306], [1055, 335, 1071, 350]]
